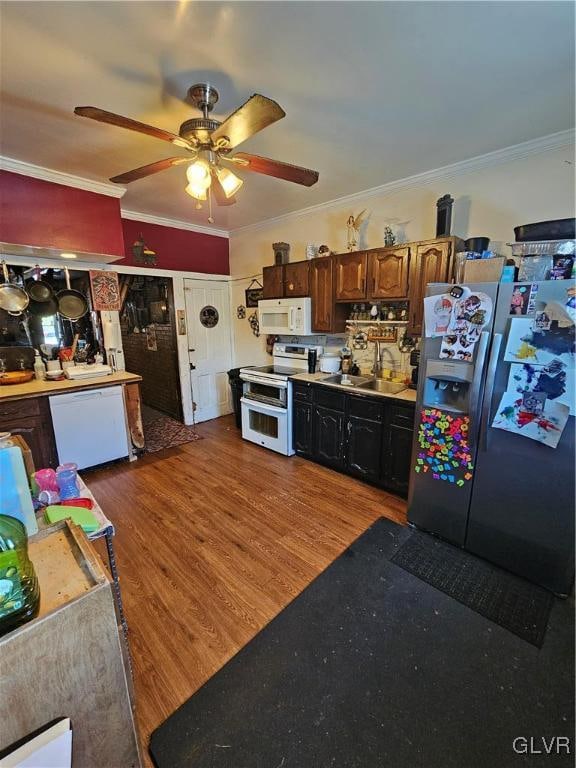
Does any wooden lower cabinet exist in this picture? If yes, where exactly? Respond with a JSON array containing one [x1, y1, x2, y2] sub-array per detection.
[[0, 397, 57, 468], [292, 383, 415, 496]]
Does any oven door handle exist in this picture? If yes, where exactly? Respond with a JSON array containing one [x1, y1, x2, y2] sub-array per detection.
[[240, 397, 287, 415], [241, 375, 288, 388]]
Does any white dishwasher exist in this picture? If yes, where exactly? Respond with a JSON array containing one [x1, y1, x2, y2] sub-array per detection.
[[49, 386, 130, 469]]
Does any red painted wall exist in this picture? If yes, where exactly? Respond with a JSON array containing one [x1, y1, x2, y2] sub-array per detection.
[[121, 218, 229, 275], [0, 170, 125, 256]]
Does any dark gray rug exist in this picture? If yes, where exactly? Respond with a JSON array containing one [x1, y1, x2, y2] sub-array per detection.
[[391, 530, 553, 647], [150, 517, 574, 768]]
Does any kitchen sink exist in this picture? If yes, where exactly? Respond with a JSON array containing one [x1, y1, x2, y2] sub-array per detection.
[[358, 379, 407, 394], [320, 374, 372, 387]]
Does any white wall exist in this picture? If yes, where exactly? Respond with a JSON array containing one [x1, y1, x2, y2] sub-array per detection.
[[229, 141, 575, 366]]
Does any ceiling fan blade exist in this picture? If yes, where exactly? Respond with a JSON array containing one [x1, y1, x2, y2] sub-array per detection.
[[210, 94, 285, 150], [231, 153, 319, 186], [74, 106, 196, 149], [109, 157, 190, 184], [210, 170, 237, 206]]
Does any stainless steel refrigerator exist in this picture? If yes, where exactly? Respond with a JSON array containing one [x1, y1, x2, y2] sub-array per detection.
[[408, 280, 575, 595]]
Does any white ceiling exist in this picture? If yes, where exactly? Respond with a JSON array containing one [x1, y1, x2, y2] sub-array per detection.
[[1, 1, 574, 233]]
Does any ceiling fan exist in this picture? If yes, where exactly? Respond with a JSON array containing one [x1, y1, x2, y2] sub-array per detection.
[[74, 83, 319, 215]]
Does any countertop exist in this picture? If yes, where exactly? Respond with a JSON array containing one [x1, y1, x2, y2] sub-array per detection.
[[291, 372, 417, 404], [0, 371, 142, 402]]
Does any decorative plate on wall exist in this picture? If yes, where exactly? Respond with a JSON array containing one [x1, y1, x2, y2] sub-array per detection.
[[199, 305, 219, 328]]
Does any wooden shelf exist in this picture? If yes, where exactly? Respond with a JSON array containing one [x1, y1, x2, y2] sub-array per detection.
[[29, 521, 106, 619], [346, 319, 409, 325]]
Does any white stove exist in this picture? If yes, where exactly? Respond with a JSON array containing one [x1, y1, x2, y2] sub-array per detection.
[[239, 342, 322, 455]]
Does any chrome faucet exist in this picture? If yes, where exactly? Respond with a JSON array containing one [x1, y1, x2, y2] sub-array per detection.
[[372, 340, 383, 377]]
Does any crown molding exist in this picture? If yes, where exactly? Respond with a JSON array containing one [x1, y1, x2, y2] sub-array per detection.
[[0, 155, 127, 198], [231, 129, 575, 237], [121, 209, 229, 238]]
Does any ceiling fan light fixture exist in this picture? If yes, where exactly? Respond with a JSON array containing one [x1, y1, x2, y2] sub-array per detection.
[[216, 166, 243, 198], [185, 182, 208, 201], [186, 159, 211, 188]]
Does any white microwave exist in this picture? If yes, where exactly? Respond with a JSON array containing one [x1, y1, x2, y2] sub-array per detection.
[[258, 297, 312, 336]]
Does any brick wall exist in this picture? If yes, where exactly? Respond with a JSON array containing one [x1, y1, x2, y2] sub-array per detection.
[[120, 277, 182, 420]]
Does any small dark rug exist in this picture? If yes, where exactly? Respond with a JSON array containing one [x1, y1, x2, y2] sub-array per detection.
[[391, 530, 553, 648], [150, 517, 574, 768], [143, 414, 202, 453]]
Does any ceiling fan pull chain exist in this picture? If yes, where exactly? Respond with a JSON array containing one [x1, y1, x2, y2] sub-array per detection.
[[208, 188, 214, 224]]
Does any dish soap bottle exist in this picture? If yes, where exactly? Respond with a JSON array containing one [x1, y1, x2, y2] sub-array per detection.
[[0, 514, 40, 637], [33, 351, 45, 380]]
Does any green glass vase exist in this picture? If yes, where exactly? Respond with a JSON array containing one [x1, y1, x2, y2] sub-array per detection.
[[0, 514, 40, 636]]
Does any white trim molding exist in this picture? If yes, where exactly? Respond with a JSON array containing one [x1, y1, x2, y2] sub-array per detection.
[[121, 209, 229, 238], [231, 129, 575, 236], [0, 155, 126, 198]]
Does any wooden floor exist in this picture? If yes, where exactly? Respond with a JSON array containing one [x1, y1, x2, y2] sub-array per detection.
[[87, 415, 407, 763]]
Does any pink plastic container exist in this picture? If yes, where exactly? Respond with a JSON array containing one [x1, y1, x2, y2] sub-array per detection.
[[34, 468, 59, 492]]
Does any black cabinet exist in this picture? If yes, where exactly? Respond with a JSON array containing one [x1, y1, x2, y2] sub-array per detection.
[[383, 423, 413, 496], [347, 416, 382, 482], [293, 400, 313, 457], [291, 383, 415, 497], [382, 405, 416, 496], [313, 406, 344, 469]]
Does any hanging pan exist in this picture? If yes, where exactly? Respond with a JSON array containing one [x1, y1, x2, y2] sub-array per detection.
[[26, 265, 55, 303], [56, 267, 88, 320], [28, 293, 59, 318], [0, 261, 30, 315]]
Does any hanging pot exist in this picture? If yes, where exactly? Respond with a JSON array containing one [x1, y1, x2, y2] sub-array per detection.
[[26, 265, 55, 303], [0, 261, 30, 315], [28, 293, 59, 317], [56, 267, 88, 321]]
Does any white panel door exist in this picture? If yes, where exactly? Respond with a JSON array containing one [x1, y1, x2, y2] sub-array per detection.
[[184, 278, 233, 423]]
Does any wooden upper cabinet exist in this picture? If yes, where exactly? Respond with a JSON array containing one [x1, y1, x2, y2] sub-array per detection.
[[408, 240, 453, 334], [284, 261, 310, 298], [262, 265, 284, 299], [310, 258, 349, 334], [369, 247, 410, 299], [310, 257, 332, 333], [335, 252, 368, 301]]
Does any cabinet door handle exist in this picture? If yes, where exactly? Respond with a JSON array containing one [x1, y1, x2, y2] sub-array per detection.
[[372, 277, 376, 293]]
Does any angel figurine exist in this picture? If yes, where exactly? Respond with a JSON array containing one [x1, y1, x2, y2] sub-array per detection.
[[346, 209, 367, 251]]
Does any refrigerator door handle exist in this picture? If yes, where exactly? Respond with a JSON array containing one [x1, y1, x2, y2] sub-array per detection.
[[479, 332, 503, 452], [468, 331, 489, 434]]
